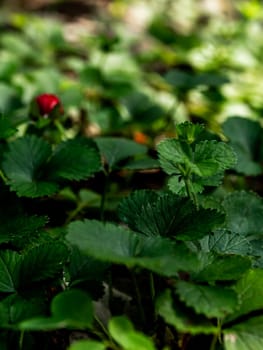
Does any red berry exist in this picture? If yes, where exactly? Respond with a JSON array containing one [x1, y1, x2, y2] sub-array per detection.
[[35, 93, 61, 116]]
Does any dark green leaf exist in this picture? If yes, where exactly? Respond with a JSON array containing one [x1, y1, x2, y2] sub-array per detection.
[[95, 137, 147, 170], [223, 191, 263, 236], [118, 190, 224, 240], [68, 340, 106, 350], [199, 229, 252, 256], [20, 242, 69, 286], [193, 252, 251, 282], [0, 250, 21, 292], [2, 135, 58, 197], [66, 219, 199, 276], [47, 137, 102, 181], [222, 117, 263, 175]]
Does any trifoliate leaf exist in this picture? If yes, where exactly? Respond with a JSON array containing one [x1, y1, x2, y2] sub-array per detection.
[[19, 289, 93, 330], [66, 219, 199, 277], [47, 137, 102, 181], [95, 137, 147, 171], [109, 316, 156, 350], [175, 281, 238, 318], [118, 190, 224, 240], [2, 135, 58, 197], [222, 116, 263, 175], [199, 229, 252, 256], [156, 290, 218, 335], [225, 269, 263, 323], [223, 191, 263, 236], [224, 316, 263, 350]]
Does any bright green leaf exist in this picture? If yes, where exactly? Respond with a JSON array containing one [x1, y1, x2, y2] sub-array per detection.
[[224, 316, 263, 350], [156, 290, 218, 335], [175, 281, 238, 318], [109, 316, 156, 350], [19, 289, 93, 330]]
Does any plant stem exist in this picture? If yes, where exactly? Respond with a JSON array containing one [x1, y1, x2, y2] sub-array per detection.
[[130, 270, 146, 329], [19, 330, 24, 350], [149, 272, 155, 301], [184, 177, 199, 209], [210, 333, 218, 350], [100, 170, 108, 221]]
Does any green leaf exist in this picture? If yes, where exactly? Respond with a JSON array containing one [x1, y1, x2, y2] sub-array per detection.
[[0, 115, 16, 139], [222, 117, 263, 175], [0, 250, 21, 292], [194, 140, 237, 175], [68, 340, 106, 350], [2, 135, 58, 197], [156, 290, 218, 335], [175, 122, 205, 144], [20, 242, 69, 286], [175, 281, 238, 318], [223, 191, 263, 236], [192, 252, 251, 282], [157, 138, 192, 175], [47, 137, 102, 181], [95, 137, 147, 170], [225, 269, 263, 323], [199, 229, 252, 256], [224, 316, 263, 350], [19, 289, 93, 330], [109, 316, 156, 350], [66, 219, 199, 277], [118, 190, 224, 240]]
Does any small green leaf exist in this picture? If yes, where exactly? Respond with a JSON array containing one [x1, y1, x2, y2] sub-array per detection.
[[224, 316, 263, 350], [19, 289, 93, 330], [176, 122, 205, 144], [47, 137, 102, 181], [109, 316, 156, 350], [223, 191, 263, 236], [156, 290, 218, 335], [175, 281, 238, 318], [95, 137, 147, 170]]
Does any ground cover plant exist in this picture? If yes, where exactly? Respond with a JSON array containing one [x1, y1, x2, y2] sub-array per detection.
[[1, 1, 263, 349]]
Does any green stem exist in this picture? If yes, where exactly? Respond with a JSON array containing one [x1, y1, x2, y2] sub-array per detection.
[[19, 330, 24, 350], [100, 171, 109, 221], [210, 333, 218, 350], [54, 119, 67, 141], [149, 272, 155, 301], [0, 170, 8, 184], [130, 270, 146, 328], [184, 177, 199, 209]]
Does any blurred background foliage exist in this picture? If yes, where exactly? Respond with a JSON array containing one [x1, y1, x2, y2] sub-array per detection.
[[0, 0, 263, 142]]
